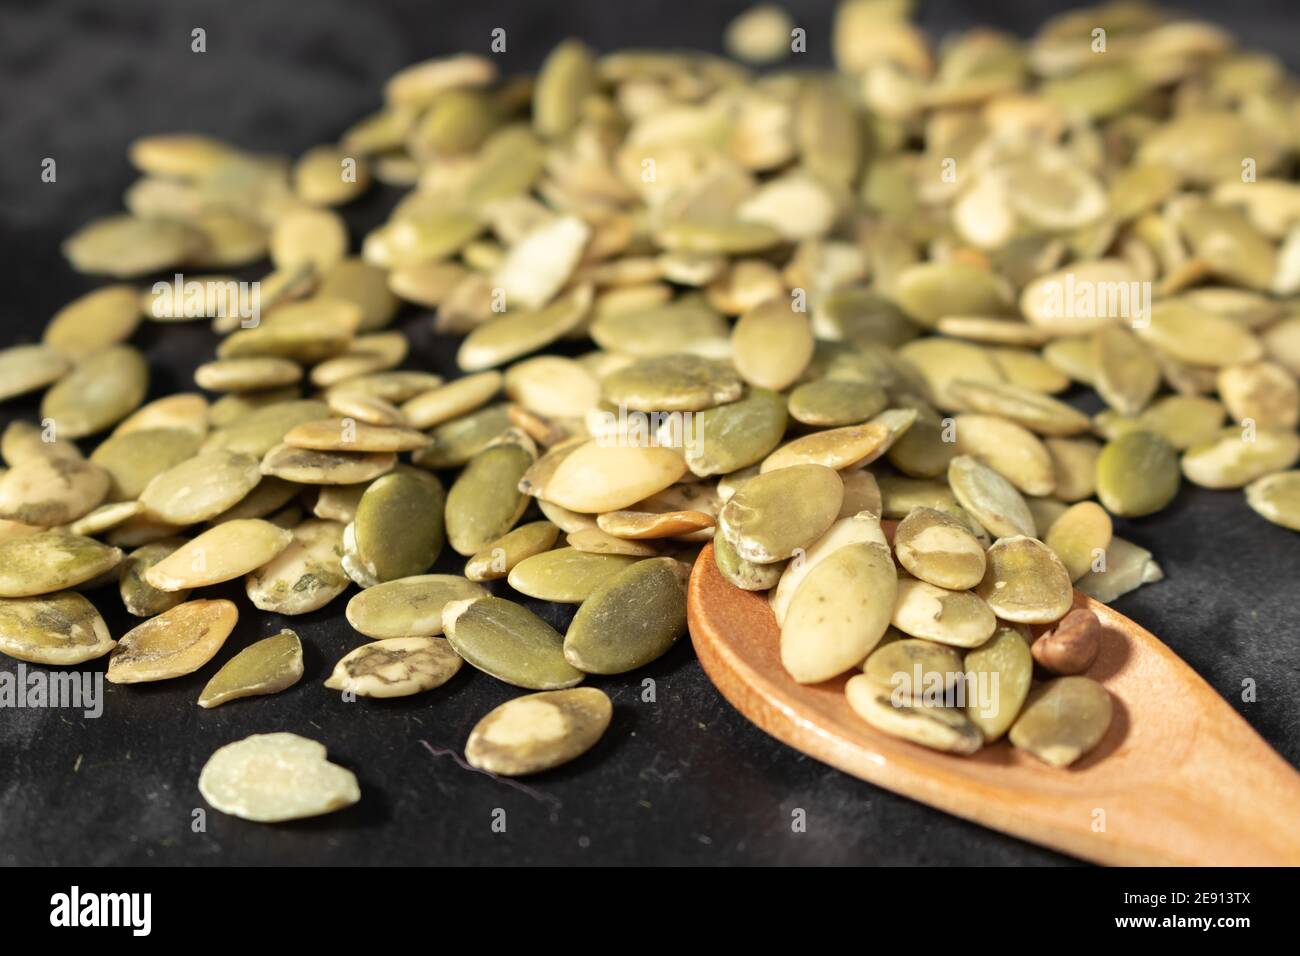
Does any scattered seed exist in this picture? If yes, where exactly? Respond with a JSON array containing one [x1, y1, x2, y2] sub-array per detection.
[[0, 592, 115, 665], [1009, 676, 1113, 768], [198, 629, 304, 708], [324, 636, 462, 698], [442, 596, 584, 690], [977, 536, 1074, 624], [144, 519, 293, 591], [107, 598, 237, 683], [466, 687, 612, 776], [0, 531, 122, 598], [346, 574, 488, 639], [198, 732, 360, 822]]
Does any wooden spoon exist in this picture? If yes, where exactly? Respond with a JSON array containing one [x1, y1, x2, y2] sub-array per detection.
[[687, 542, 1300, 866]]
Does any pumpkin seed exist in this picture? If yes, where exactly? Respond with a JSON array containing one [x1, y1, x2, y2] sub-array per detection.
[[466, 687, 612, 776], [0, 592, 115, 665], [1181, 428, 1300, 489], [198, 629, 304, 708], [1096, 430, 1181, 516], [120, 538, 191, 617], [465, 520, 559, 581], [761, 422, 892, 474], [1020, 259, 1142, 335], [414, 403, 513, 470], [1076, 535, 1164, 604], [712, 533, 784, 591], [946, 380, 1092, 437], [1245, 471, 1300, 532], [1093, 395, 1226, 450], [0, 456, 108, 526], [138, 450, 262, 524], [731, 299, 814, 391], [0, 345, 71, 402], [597, 509, 714, 539], [589, 297, 729, 357], [788, 378, 887, 427], [898, 338, 1004, 411], [947, 455, 1035, 538], [863, 637, 964, 701], [65, 500, 143, 537], [720, 463, 844, 564], [317, 258, 399, 331], [2, 420, 83, 467], [444, 442, 532, 556], [442, 596, 584, 690], [977, 535, 1073, 624], [203, 399, 330, 458], [112, 394, 208, 438], [566, 527, 658, 557], [684, 387, 787, 477], [1093, 325, 1160, 415], [1009, 676, 1113, 768], [260, 442, 396, 485], [324, 636, 463, 698], [107, 598, 237, 683], [1217, 361, 1299, 431], [341, 469, 446, 586], [952, 414, 1055, 497], [894, 262, 1013, 329], [63, 214, 195, 277], [1045, 502, 1113, 582], [0, 531, 122, 597], [602, 355, 743, 412], [346, 574, 488, 639], [194, 357, 302, 392], [508, 548, 637, 604], [892, 578, 996, 648], [144, 519, 293, 591], [89, 428, 200, 502], [564, 557, 688, 674], [246, 519, 348, 614], [845, 674, 983, 754], [198, 733, 360, 822], [1044, 437, 1100, 502], [893, 507, 986, 590], [41, 345, 149, 439], [458, 284, 593, 371], [282, 418, 430, 453], [43, 285, 141, 360], [401, 371, 502, 429], [1135, 300, 1264, 367], [542, 441, 687, 514]]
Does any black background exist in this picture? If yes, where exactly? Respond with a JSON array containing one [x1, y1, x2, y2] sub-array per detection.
[[1, 0, 1298, 866]]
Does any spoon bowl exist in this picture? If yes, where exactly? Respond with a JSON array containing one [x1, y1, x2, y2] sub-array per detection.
[[688, 542, 1300, 865]]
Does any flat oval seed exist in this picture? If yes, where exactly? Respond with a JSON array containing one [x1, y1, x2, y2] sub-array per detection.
[[1135, 300, 1263, 368], [947, 455, 1036, 538], [139, 450, 262, 524], [963, 626, 1033, 742], [144, 520, 293, 591], [283, 418, 431, 453], [442, 596, 584, 690], [721, 463, 844, 564], [1009, 676, 1113, 767], [761, 423, 892, 473], [466, 687, 612, 776], [445, 443, 532, 556], [345, 469, 446, 583], [788, 378, 887, 427], [1044, 502, 1113, 582], [202, 400, 331, 458], [596, 509, 714, 539], [457, 284, 593, 371], [106, 598, 238, 683], [414, 402, 513, 469], [41, 345, 149, 439], [324, 637, 463, 698], [65, 500, 143, 537], [892, 578, 996, 648], [863, 636, 963, 696], [346, 574, 488, 639], [1245, 471, 1300, 531], [1045, 437, 1101, 502], [246, 520, 348, 614], [3, 420, 83, 467], [1096, 431, 1181, 516], [712, 533, 784, 591], [845, 674, 983, 754], [0, 531, 122, 597], [770, 511, 887, 624], [465, 521, 559, 581], [260, 442, 396, 485], [731, 299, 814, 390], [44, 285, 142, 361], [120, 538, 191, 616], [198, 629, 304, 708], [977, 535, 1074, 624], [893, 507, 986, 590], [198, 733, 360, 823], [601, 355, 744, 412], [543, 442, 687, 514], [0, 345, 70, 401], [952, 414, 1055, 497], [0, 456, 108, 526], [90, 428, 204, 502], [895, 261, 1013, 328], [781, 542, 897, 684], [683, 387, 787, 477], [946, 379, 1092, 437], [565, 527, 658, 557], [1093, 325, 1160, 415], [1218, 361, 1299, 431], [1181, 428, 1300, 489], [508, 548, 639, 603], [63, 214, 195, 277], [564, 557, 688, 674], [194, 357, 302, 392], [0, 592, 114, 664], [400, 371, 502, 429]]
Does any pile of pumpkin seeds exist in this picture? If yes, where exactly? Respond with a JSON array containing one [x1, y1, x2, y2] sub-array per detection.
[[4, 0, 1300, 815]]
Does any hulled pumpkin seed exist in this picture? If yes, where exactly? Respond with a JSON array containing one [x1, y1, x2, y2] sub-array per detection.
[[247, 519, 348, 614], [946, 380, 1092, 437], [761, 422, 892, 473], [1181, 428, 1300, 489], [1093, 325, 1160, 415], [0, 592, 115, 665], [542, 441, 687, 514], [977, 536, 1073, 624], [43, 285, 141, 361], [120, 538, 191, 617], [1245, 471, 1300, 531], [107, 598, 237, 683], [947, 455, 1035, 538], [139, 450, 262, 524], [952, 414, 1055, 497], [863, 638, 964, 702], [202, 399, 330, 458], [892, 578, 996, 648], [788, 378, 887, 427], [41, 345, 149, 439], [324, 637, 463, 698], [466, 687, 612, 776], [465, 520, 559, 581], [414, 402, 513, 469], [731, 299, 815, 391], [198, 733, 360, 822], [683, 386, 787, 477], [566, 527, 659, 557], [344, 468, 446, 584], [0, 532, 122, 597], [194, 357, 302, 392], [442, 596, 584, 690], [458, 284, 593, 371], [90, 428, 204, 501], [144, 520, 293, 590], [63, 214, 195, 277], [0, 345, 70, 402], [893, 507, 986, 590], [198, 629, 304, 708], [260, 442, 396, 485], [1096, 430, 1181, 516], [445, 442, 532, 556], [845, 674, 983, 754], [1009, 676, 1113, 767], [346, 574, 488, 639], [963, 626, 1033, 742], [401, 371, 502, 429], [596, 509, 714, 539], [563, 557, 688, 674], [1045, 502, 1112, 582], [712, 533, 784, 591], [720, 463, 843, 564], [0, 456, 108, 527], [601, 355, 743, 413]]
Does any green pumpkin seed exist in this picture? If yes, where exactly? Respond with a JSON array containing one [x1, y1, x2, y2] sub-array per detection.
[[0, 456, 108, 526], [897, 338, 1004, 411], [113, 393, 209, 438], [207, 387, 303, 429], [1020, 259, 1142, 335], [892, 578, 996, 648], [0, 592, 115, 665], [845, 674, 983, 754], [894, 262, 1013, 328], [209, 476, 298, 523], [413, 403, 513, 470], [458, 284, 593, 371], [107, 598, 237, 683], [401, 371, 502, 429], [0, 345, 71, 402], [466, 687, 612, 776], [65, 500, 143, 536], [566, 527, 658, 557], [2, 420, 83, 467], [1245, 471, 1300, 532], [952, 414, 1055, 497], [1093, 395, 1226, 450], [194, 357, 302, 392], [543, 441, 687, 514], [863, 637, 964, 702], [442, 596, 584, 690], [345, 469, 446, 584], [1096, 430, 1180, 516], [43, 285, 142, 360], [198, 629, 304, 708], [602, 354, 743, 413], [720, 464, 844, 564], [1044, 437, 1100, 502], [202, 399, 330, 457], [761, 423, 892, 474], [1009, 676, 1113, 767], [1093, 325, 1160, 415], [41, 345, 149, 439], [346, 574, 488, 639], [260, 442, 396, 485], [963, 626, 1033, 742], [1217, 362, 1299, 431], [508, 548, 639, 603], [120, 538, 191, 617], [788, 379, 887, 427], [324, 637, 462, 698], [445, 442, 532, 556], [1135, 300, 1263, 368], [144, 520, 293, 591], [977, 536, 1073, 624], [596, 509, 714, 539], [316, 258, 399, 331], [893, 507, 986, 590], [712, 533, 784, 591], [198, 733, 359, 823], [465, 520, 559, 581], [1044, 502, 1112, 582], [282, 418, 430, 453], [589, 297, 729, 357], [947, 455, 1035, 538], [0, 531, 122, 597], [246, 519, 348, 614], [139, 450, 262, 524], [1182, 427, 1300, 489], [731, 299, 814, 391], [655, 219, 783, 256], [563, 557, 688, 674], [812, 287, 919, 349], [1076, 535, 1164, 604], [684, 386, 787, 477], [946, 379, 1092, 437], [63, 214, 195, 277], [505, 356, 600, 420], [91, 428, 204, 501]]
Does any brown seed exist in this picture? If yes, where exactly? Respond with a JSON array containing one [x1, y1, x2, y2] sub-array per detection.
[[1031, 608, 1101, 675]]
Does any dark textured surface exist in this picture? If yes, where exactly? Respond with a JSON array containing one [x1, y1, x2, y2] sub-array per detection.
[[1, 0, 1298, 866]]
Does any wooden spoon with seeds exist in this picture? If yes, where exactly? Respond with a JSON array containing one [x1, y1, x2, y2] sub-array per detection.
[[688, 542, 1300, 865]]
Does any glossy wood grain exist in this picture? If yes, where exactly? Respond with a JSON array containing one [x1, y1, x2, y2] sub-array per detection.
[[688, 542, 1300, 866]]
